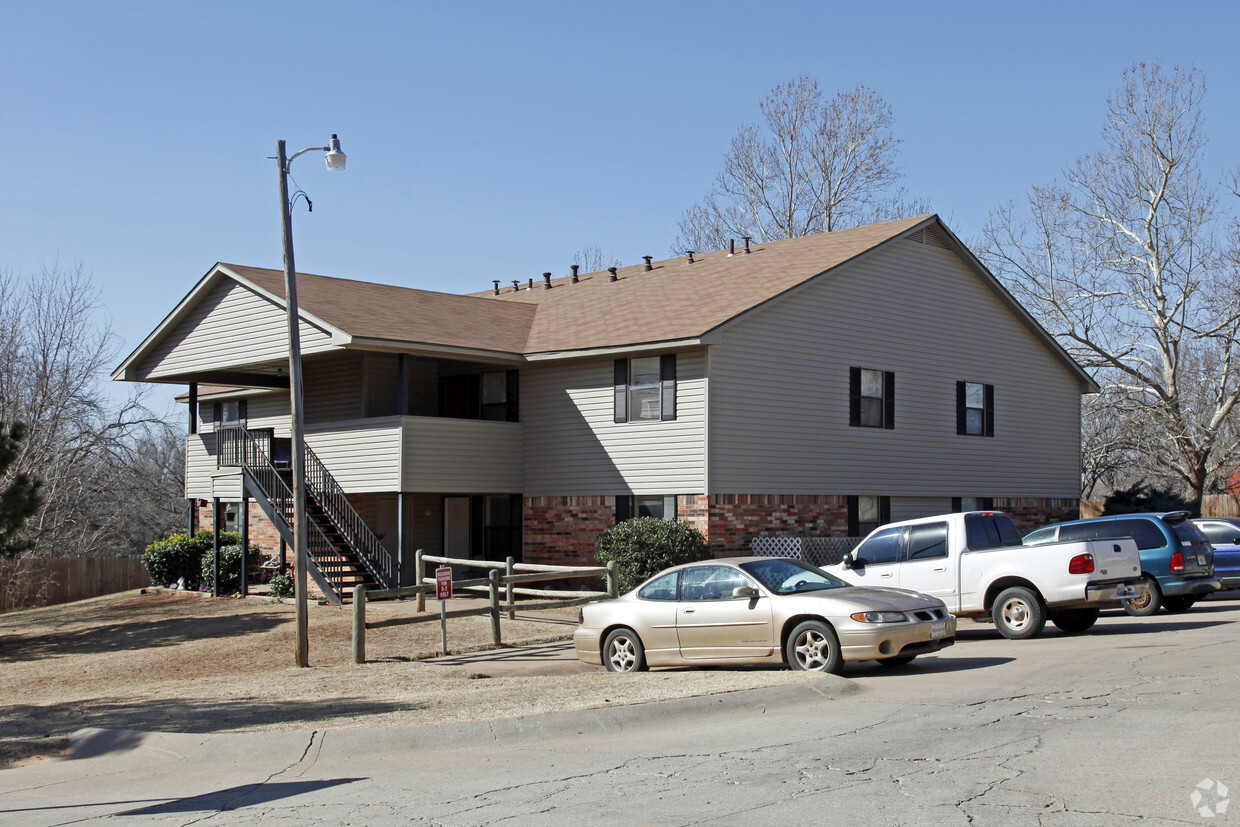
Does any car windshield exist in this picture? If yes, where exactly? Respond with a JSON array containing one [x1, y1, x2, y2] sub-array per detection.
[[739, 559, 848, 594]]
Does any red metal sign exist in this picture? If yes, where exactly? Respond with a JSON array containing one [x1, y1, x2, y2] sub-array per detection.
[[435, 567, 453, 601]]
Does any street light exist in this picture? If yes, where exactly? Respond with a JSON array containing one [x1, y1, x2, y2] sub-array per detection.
[[277, 134, 345, 668]]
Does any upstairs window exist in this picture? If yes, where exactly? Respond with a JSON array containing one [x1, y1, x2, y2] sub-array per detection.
[[957, 381, 994, 436], [614, 355, 676, 423], [440, 370, 519, 422], [850, 367, 894, 429], [213, 399, 246, 429]]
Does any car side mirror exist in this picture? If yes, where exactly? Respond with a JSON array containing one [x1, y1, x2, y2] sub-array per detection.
[[841, 552, 857, 570], [1232, 537, 1240, 545], [732, 586, 760, 599]]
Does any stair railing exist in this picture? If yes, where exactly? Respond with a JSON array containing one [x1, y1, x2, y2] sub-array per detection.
[[302, 444, 397, 588], [215, 426, 358, 601]]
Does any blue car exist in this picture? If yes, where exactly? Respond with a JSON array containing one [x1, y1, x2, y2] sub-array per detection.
[[1024, 512, 1220, 615], [1190, 518, 1240, 591]]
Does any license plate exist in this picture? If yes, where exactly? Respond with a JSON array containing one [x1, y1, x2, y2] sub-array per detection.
[[930, 621, 948, 639], [1198, 555, 1209, 566], [1114, 585, 1137, 599]]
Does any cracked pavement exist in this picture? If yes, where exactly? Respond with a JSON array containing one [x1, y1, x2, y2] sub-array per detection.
[[1, 596, 1237, 825]]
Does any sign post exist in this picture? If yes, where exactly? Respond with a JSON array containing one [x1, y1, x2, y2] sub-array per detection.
[[435, 567, 452, 654]]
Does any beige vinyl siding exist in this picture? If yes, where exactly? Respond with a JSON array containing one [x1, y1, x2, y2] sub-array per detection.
[[708, 240, 1082, 498], [522, 350, 706, 496], [401, 417, 523, 492], [891, 497, 954, 523], [305, 418, 402, 492], [305, 352, 365, 423], [185, 433, 216, 498], [134, 279, 337, 380]]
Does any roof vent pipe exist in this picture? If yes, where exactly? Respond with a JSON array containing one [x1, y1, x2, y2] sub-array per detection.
[[493, 280, 500, 295], [543, 272, 552, 289], [728, 239, 735, 257], [527, 278, 533, 290], [686, 251, 695, 264], [512, 280, 520, 292], [643, 256, 653, 271], [742, 236, 751, 254], [608, 267, 618, 282], [571, 264, 580, 283]]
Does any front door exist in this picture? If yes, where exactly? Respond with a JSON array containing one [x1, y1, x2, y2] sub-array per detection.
[[444, 496, 471, 577], [676, 565, 774, 659]]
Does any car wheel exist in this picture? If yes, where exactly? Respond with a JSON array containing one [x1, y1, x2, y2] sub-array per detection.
[[785, 620, 843, 674], [876, 655, 916, 667], [992, 586, 1047, 639], [602, 628, 648, 673], [1121, 576, 1162, 617], [1049, 607, 1100, 633], [1162, 595, 1197, 613]]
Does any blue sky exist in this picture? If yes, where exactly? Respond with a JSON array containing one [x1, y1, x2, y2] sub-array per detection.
[[4, 0, 1240, 407]]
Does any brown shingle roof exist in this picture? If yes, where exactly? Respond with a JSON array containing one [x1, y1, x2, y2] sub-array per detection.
[[225, 265, 537, 354], [226, 215, 931, 356]]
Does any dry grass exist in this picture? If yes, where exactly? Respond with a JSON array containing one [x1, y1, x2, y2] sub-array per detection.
[[0, 590, 818, 767]]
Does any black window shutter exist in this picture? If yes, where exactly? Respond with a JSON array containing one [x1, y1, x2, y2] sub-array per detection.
[[879, 496, 891, 525], [956, 381, 967, 435], [506, 370, 520, 422], [238, 399, 247, 423], [981, 497, 994, 510], [847, 496, 859, 536], [613, 359, 628, 423], [984, 384, 995, 437], [883, 371, 895, 430], [660, 354, 677, 421], [615, 495, 631, 524], [848, 367, 861, 426], [952, 497, 963, 513], [213, 402, 221, 426], [467, 375, 481, 420]]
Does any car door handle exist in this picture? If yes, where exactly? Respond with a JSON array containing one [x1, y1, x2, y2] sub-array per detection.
[[682, 608, 695, 613], [933, 566, 947, 572], [878, 572, 893, 578]]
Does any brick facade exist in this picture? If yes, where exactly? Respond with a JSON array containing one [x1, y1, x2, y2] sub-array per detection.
[[194, 500, 284, 558], [518, 494, 1081, 566]]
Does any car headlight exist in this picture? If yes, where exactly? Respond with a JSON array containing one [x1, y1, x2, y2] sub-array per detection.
[[850, 611, 908, 623]]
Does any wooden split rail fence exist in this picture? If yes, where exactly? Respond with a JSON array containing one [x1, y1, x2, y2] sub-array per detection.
[[351, 552, 617, 663]]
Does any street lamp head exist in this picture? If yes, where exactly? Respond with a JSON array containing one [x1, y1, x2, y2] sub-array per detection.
[[324, 134, 346, 171]]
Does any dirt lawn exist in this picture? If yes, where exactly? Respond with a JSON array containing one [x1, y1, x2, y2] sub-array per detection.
[[0, 589, 818, 767]]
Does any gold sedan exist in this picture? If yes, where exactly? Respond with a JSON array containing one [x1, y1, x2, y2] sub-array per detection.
[[574, 557, 955, 674]]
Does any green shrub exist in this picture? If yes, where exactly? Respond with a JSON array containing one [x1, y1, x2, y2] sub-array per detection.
[[200, 543, 264, 594], [596, 517, 711, 593], [269, 572, 295, 599], [142, 529, 244, 590]]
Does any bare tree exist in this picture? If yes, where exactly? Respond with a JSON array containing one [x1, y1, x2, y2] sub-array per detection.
[[674, 76, 930, 253], [981, 63, 1240, 501], [571, 246, 621, 274], [0, 263, 184, 556]]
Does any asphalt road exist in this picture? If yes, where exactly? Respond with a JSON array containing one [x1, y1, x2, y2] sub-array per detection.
[[2, 595, 1238, 825]]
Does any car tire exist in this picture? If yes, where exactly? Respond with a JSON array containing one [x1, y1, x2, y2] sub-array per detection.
[[602, 627, 648, 673], [1121, 576, 1162, 617], [1049, 608, 1100, 633], [876, 655, 916, 667], [992, 586, 1047, 639], [785, 620, 843, 674], [1162, 595, 1197, 613]]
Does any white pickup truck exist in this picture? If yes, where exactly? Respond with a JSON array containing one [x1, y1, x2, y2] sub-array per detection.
[[823, 511, 1144, 639]]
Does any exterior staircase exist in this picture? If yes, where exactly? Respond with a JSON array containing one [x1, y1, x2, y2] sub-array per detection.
[[216, 427, 397, 604]]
